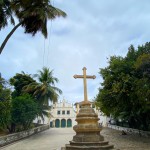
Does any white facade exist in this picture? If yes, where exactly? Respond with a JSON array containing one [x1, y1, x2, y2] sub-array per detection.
[[34, 100, 108, 127], [50, 99, 77, 128], [34, 99, 77, 128], [96, 110, 108, 127]]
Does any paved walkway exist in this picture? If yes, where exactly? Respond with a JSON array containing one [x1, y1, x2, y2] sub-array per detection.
[[1, 128, 150, 150]]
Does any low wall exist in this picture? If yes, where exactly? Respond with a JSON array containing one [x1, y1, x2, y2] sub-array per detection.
[[0, 124, 50, 147], [107, 124, 150, 137]]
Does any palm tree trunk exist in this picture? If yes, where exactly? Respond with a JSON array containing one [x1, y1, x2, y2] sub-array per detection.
[[0, 22, 22, 54]]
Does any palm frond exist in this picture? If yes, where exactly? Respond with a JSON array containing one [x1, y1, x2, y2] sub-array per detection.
[[10, 0, 66, 37]]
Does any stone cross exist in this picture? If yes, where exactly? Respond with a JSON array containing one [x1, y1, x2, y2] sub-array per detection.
[[73, 67, 96, 102]]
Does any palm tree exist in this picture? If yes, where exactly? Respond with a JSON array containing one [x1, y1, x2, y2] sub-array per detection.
[[24, 67, 62, 105], [0, 0, 15, 29], [0, 0, 66, 54], [23, 67, 62, 122]]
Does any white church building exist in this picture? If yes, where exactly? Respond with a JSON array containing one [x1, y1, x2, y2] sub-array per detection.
[[34, 99, 108, 127], [49, 99, 76, 128]]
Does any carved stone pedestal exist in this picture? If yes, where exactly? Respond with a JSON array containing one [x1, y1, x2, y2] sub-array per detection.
[[62, 101, 114, 150]]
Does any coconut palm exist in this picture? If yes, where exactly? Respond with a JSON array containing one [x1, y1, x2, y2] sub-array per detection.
[[0, 0, 15, 29], [24, 67, 62, 105], [0, 0, 66, 54], [23, 67, 62, 122]]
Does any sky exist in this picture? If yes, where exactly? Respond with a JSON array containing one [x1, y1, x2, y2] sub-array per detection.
[[0, 0, 150, 104]]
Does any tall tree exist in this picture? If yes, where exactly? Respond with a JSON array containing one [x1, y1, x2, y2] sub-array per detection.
[[11, 94, 38, 131], [9, 72, 36, 97], [96, 42, 150, 131], [0, 0, 15, 29], [23, 67, 62, 122], [24, 67, 62, 105], [0, 0, 66, 54], [0, 74, 11, 130]]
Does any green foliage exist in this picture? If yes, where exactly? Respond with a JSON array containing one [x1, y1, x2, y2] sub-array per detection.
[[36, 104, 50, 122], [134, 53, 150, 78], [23, 67, 62, 122], [0, 0, 66, 54], [10, 72, 36, 97], [11, 94, 38, 130], [0, 74, 11, 130], [24, 67, 62, 105], [0, 101, 11, 130], [0, 68, 62, 131], [10, 68, 62, 123], [11, 0, 66, 38], [0, 0, 15, 29], [0, 78, 11, 101], [96, 42, 150, 131]]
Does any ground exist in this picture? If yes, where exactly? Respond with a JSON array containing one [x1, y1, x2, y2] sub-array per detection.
[[1, 127, 150, 150]]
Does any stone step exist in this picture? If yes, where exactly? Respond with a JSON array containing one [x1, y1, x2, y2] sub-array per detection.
[[65, 144, 114, 150], [69, 141, 109, 146]]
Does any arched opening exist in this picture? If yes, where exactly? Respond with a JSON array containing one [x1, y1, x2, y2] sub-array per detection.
[[67, 119, 72, 127], [50, 121, 53, 127], [61, 119, 66, 128], [55, 119, 60, 128]]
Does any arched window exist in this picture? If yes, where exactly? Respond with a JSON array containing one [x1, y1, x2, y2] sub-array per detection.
[[67, 119, 72, 127], [61, 119, 66, 128], [55, 119, 60, 128]]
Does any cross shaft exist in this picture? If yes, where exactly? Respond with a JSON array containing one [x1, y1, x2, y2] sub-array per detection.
[[73, 67, 96, 102]]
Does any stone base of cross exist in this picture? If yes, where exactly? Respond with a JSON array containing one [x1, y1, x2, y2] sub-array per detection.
[[61, 67, 114, 149]]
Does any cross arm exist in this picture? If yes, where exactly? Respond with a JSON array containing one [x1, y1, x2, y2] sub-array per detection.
[[73, 75, 96, 79]]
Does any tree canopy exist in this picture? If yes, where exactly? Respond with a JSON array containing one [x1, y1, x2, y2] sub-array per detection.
[[9, 72, 36, 97], [0, 0, 66, 54], [0, 0, 15, 29], [0, 67, 62, 132], [95, 42, 150, 131], [11, 94, 38, 130], [0, 74, 11, 130], [23, 67, 62, 105], [10, 67, 62, 123]]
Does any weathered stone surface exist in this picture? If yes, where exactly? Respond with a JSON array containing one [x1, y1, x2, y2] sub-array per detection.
[[62, 101, 114, 150], [65, 144, 114, 150], [0, 125, 49, 147], [69, 141, 109, 146], [108, 124, 150, 137]]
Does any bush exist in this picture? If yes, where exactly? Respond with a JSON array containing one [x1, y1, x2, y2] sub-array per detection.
[[11, 94, 38, 130]]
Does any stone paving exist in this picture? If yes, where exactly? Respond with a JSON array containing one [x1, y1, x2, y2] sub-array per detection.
[[1, 127, 150, 150], [101, 128, 150, 150]]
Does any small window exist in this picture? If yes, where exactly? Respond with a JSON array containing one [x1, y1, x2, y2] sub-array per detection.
[[62, 110, 65, 115], [57, 110, 60, 115], [67, 110, 70, 114]]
